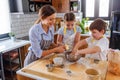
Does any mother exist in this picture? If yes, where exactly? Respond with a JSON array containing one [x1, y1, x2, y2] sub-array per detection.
[[24, 5, 66, 66]]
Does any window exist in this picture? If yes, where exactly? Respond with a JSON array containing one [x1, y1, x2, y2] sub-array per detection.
[[83, 0, 112, 20], [85, 0, 95, 17], [99, 0, 110, 17], [0, 0, 11, 39]]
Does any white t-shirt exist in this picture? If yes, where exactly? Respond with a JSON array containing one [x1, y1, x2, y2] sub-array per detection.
[[85, 36, 109, 60]]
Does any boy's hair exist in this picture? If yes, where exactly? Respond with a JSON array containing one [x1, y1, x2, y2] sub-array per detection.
[[89, 18, 107, 33], [35, 5, 56, 24], [64, 12, 75, 21]]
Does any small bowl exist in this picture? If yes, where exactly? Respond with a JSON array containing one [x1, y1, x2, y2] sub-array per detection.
[[85, 68, 100, 80], [53, 57, 64, 66], [46, 64, 54, 72], [65, 51, 81, 62]]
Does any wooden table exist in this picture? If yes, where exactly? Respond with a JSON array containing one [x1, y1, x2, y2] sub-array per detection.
[[106, 72, 120, 80], [17, 54, 113, 80]]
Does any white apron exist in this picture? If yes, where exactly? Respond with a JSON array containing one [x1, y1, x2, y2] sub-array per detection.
[[63, 26, 76, 50]]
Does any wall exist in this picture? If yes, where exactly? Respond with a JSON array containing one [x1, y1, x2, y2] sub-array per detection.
[[9, 0, 29, 13], [112, 0, 120, 11], [10, 13, 38, 38], [9, 0, 18, 12], [21, 0, 29, 12], [16, 0, 23, 12]]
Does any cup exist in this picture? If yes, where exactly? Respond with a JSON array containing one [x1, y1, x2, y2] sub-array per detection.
[[53, 57, 63, 66], [85, 68, 100, 80], [46, 64, 54, 72]]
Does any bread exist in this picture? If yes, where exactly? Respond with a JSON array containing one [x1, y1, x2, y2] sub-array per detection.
[[108, 49, 120, 75], [65, 44, 69, 50]]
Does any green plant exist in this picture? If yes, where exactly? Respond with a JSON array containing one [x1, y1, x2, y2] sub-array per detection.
[[9, 32, 15, 37], [72, 2, 78, 7], [78, 18, 89, 34]]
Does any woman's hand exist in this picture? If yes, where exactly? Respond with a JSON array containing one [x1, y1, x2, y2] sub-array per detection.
[[55, 45, 66, 53], [57, 42, 64, 46]]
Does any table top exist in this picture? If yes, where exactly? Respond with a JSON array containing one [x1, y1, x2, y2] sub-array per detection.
[[0, 39, 30, 53], [18, 54, 109, 80]]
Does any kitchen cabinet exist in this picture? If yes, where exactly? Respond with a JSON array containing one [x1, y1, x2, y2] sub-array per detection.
[[0, 40, 30, 80], [28, 0, 52, 12], [9, 0, 52, 13], [52, 0, 79, 13], [52, 0, 70, 13], [3, 50, 21, 80]]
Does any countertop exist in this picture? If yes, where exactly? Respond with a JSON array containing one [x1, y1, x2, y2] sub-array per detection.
[[17, 55, 108, 80], [0, 39, 30, 53], [17, 57, 120, 80]]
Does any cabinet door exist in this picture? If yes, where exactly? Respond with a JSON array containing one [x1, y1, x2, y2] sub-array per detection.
[[20, 44, 30, 67], [52, 0, 70, 13]]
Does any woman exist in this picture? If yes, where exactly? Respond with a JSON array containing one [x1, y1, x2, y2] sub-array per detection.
[[24, 5, 66, 66]]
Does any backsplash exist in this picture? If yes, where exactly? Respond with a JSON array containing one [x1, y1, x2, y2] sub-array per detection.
[[10, 13, 38, 38], [10, 12, 82, 39]]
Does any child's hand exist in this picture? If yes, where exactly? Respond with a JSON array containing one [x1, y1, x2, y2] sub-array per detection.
[[71, 49, 77, 54], [75, 51, 79, 56]]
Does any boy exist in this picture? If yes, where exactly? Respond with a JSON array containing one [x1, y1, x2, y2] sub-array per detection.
[[72, 18, 109, 60]]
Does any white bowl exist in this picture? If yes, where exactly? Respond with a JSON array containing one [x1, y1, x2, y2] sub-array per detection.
[[53, 57, 63, 66]]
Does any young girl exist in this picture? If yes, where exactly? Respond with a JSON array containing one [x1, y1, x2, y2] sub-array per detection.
[[57, 12, 81, 50], [72, 18, 109, 60], [24, 5, 66, 66]]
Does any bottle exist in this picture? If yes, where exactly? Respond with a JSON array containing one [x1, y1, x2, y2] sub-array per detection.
[[56, 21, 59, 31], [60, 20, 64, 27]]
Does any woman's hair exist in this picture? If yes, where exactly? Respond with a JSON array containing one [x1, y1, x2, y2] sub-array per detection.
[[89, 18, 108, 33], [35, 5, 56, 24], [64, 12, 75, 21]]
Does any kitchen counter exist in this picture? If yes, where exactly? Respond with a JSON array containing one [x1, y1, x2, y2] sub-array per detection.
[[17, 56, 120, 80], [0, 39, 30, 80], [17, 54, 108, 80], [0, 39, 30, 53]]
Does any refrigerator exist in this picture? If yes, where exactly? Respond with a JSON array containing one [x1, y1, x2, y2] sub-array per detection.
[[109, 11, 120, 50]]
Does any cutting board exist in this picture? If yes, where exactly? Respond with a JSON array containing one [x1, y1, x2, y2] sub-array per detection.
[[22, 57, 108, 80]]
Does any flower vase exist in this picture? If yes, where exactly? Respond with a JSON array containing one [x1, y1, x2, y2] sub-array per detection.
[[11, 37, 16, 42]]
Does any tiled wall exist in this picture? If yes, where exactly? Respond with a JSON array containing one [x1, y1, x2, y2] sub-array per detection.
[[10, 12, 82, 38], [10, 13, 38, 38]]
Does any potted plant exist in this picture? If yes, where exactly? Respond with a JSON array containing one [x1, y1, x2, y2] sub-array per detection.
[[9, 32, 16, 41], [72, 2, 78, 11], [77, 17, 89, 34]]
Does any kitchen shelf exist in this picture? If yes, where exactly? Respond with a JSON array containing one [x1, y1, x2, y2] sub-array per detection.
[[4, 71, 16, 80], [3, 51, 19, 61], [4, 62, 20, 71], [28, 0, 52, 12], [2, 49, 21, 80]]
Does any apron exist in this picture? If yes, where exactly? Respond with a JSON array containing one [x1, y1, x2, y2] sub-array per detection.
[[24, 31, 53, 66], [63, 26, 76, 50]]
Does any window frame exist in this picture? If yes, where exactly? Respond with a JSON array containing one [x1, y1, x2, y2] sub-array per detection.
[[0, 0, 11, 40], [82, 0, 113, 20]]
